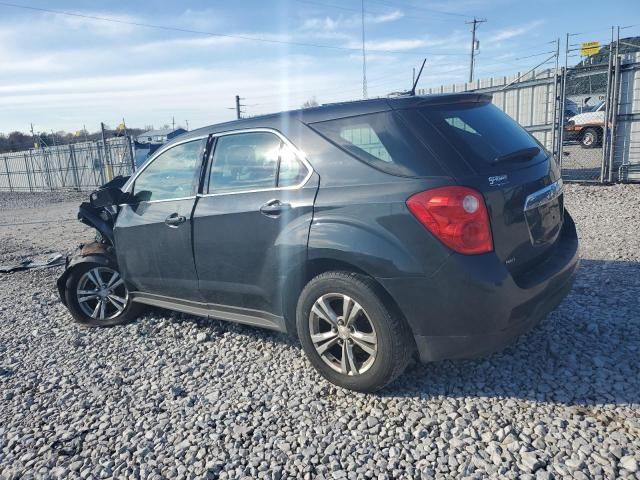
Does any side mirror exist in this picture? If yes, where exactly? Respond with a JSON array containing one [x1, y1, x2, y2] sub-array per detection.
[[90, 186, 126, 208]]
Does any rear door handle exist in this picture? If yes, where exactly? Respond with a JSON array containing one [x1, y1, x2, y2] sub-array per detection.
[[260, 200, 291, 217], [165, 213, 186, 227]]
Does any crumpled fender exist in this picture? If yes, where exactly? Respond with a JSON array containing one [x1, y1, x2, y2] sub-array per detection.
[[78, 202, 115, 245], [56, 242, 117, 306]]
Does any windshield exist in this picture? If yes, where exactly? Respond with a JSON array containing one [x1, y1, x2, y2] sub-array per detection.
[[586, 100, 605, 112]]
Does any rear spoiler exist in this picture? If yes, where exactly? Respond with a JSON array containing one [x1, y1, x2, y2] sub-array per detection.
[[388, 93, 493, 109]]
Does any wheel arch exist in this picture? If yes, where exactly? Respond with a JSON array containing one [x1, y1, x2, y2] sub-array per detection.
[[56, 243, 117, 306], [281, 256, 412, 343]]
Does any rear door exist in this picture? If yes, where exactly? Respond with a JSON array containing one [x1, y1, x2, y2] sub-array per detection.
[[114, 137, 207, 300], [192, 130, 318, 315], [400, 102, 564, 275]]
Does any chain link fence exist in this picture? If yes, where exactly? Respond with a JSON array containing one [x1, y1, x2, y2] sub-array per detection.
[[0, 137, 135, 192]]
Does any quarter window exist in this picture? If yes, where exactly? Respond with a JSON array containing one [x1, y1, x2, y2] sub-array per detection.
[[339, 124, 392, 162], [310, 112, 433, 176], [132, 139, 205, 202]]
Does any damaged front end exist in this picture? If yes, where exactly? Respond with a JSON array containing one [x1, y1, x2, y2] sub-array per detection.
[[56, 176, 130, 305]]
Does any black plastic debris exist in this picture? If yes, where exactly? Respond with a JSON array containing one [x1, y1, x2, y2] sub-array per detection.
[[0, 253, 65, 273]]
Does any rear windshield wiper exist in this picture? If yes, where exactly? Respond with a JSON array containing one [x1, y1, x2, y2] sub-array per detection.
[[493, 147, 540, 164]]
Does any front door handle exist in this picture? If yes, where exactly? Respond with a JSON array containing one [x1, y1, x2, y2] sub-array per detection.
[[260, 200, 291, 217], [165, 213, 186, 227]]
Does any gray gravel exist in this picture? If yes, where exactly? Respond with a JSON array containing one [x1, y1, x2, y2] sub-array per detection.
[[1, 185, 639, 479]]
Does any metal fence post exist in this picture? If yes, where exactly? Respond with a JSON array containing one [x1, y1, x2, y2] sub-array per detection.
[[29, 149, 42, 191], [23, 153, 33, 192], [608, 54, 621, 183], [557, 67, 567, 171], [69, 144, 81, 189], [600, 27, 615, 183], [3, 157, 13, 192], [96, 142, 106, 185], [128, 135, 136, 174]]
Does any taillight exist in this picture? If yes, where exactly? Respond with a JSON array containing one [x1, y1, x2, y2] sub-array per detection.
[[406, 186, 493, 255]]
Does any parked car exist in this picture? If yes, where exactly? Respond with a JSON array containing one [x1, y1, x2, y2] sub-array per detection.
[[57, 94, 579, 392], [564, 100, 605, 148]]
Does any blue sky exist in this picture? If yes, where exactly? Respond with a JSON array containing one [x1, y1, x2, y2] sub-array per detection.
[[0, 0, 637, 133]]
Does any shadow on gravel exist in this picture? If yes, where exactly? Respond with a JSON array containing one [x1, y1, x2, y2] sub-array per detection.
[[134, 259, 638, 406], [383, 259, 640, 406]]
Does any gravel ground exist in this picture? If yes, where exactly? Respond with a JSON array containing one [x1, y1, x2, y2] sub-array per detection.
[[0, 185, 639, 479], [561, 144, 603, 182]]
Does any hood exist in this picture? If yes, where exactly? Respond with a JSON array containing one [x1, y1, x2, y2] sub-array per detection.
[[568, 110, 605, 125]]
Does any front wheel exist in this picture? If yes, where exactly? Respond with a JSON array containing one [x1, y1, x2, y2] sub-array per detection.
[[296, 272, 414, 392], [64, 262, 142, 327], [580, 127, 600, 148]]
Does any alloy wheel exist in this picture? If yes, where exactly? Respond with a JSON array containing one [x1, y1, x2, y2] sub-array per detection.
[[76, 267, 128, 321], [583, 132, 595, 146], [308, 293, 378, 376]]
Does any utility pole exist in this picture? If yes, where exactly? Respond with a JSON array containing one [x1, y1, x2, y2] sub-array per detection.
[[185, 120, 190, 131], [30, 123, 36, 148], [466, 17, 486, 83], [361, 0, 367, 99], [235, 95, 242, 119], [172, 116, 175, 130]]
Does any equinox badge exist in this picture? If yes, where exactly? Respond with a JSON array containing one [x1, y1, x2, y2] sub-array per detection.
[[488, 174, 509, 187]]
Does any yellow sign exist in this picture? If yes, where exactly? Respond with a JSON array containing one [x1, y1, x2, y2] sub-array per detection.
[[581, 41, 600, 56]]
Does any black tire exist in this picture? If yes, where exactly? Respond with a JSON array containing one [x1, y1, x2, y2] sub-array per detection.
[[580, 127, 600, 149], [296, 271, 414, 392], [64, 262, 142, 327]]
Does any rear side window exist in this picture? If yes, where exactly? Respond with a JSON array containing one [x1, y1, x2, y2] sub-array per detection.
[[209, 132, 280, 193], [208, 132, 309, 193], [310, 112, 440, 177], [414, 102, 547, 170]]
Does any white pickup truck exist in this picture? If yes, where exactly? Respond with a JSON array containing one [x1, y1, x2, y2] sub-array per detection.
[[564, 101, 605, 148]]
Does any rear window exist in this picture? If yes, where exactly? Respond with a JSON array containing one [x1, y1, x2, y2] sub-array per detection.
[[310, 111, 441, 177], [413, 102, 548, 170]]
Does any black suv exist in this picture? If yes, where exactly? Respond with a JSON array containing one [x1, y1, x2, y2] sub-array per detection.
[[58, 94, 579, 392]]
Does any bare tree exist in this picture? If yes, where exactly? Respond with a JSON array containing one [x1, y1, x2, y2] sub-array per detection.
[[301, 97, 319, 108]]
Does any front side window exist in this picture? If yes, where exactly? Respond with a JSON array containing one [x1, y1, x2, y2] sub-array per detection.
[[208, 132, 308, 193], [133, 139, 205, 202]]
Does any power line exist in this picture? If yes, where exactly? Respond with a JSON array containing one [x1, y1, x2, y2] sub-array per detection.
[[354, 0, 474, 18], [0, 1, 467, 56], [295, 0, 466, 22]]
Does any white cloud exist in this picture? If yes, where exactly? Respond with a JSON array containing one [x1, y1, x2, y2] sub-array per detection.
[[363, 39, 429, 50], [41, 11, 140, 37], [301, 10, 404, 32], [487, 20, 545, 42]]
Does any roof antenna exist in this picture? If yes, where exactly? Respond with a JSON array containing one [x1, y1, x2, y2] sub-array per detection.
[[410, 58, 427, 96]]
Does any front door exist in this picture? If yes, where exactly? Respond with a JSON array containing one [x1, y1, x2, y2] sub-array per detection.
[[114, 137, 207, 300], [192, 130, 318, 316]]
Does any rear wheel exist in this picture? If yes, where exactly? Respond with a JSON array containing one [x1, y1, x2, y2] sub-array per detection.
[[296, 272, 413, 392], [64, 262, 142, 327], [580, 127, 600, 148]]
